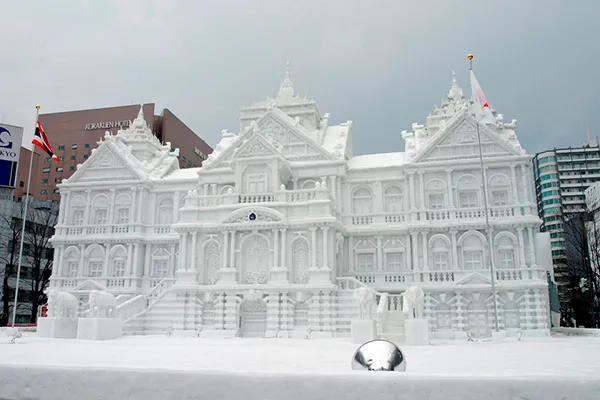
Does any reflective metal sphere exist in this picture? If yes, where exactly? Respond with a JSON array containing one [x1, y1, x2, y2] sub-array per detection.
[[351, 339, 406, 371]]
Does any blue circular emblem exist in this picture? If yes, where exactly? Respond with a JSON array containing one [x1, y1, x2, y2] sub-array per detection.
[[248, 212, 256, 221]]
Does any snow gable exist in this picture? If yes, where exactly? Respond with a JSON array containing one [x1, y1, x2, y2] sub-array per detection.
[[64, 140, 144, 184], [410, 113, 524, 164]]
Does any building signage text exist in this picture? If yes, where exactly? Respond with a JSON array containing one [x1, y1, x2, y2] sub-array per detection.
[[85, 120, 132, 131], [194, 147, 207, 159]]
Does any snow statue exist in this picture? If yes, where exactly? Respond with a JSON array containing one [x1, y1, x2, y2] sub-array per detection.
[[402, 284, 429, 346], [76, 290, 122, 341], [37, 290, 79, 339], [402, 284, 424, 319], [88, 290, 117, 318], [352, 339, 406, 372], [350, 287, 377, 345], [353, 287, 374, 320]]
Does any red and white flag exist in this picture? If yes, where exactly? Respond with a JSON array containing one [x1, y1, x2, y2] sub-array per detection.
[[32, 120, 59, 161], [470, 69, 495, 125]]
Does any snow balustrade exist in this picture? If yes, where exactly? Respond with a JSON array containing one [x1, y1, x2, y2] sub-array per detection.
[[115, 278, 176, 323]]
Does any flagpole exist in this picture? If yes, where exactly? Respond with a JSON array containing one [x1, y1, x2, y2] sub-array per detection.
[[11, 105, 40, 327], [469, 54, 500, 333]]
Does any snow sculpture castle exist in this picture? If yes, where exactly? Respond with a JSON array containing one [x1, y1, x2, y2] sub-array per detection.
[[48, 68, 551, 339]]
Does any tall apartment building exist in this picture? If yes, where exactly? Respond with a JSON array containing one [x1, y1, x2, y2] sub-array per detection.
[[533, 140, 600, 302], [14, 104, 213, 202]]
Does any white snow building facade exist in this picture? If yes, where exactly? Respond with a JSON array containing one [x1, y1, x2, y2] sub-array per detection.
[[48, 70, 551, 339]]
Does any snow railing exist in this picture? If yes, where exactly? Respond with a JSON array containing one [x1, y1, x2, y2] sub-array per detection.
[[116, 278, 175, 323]]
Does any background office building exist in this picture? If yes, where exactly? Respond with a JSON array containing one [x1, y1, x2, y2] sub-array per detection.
[[14, 103, 213, 202], [532, 140, 600, 304]]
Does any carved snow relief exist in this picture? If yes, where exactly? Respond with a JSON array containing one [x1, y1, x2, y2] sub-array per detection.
[[242, 235, 269, 284]]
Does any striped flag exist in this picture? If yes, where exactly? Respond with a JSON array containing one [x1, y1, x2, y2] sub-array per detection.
[[32, 120, 59, 161], [470, 69, 496, 125]]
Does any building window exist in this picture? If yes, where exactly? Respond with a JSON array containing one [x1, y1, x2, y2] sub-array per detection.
[[58, 145, 65, 151], [385, 252, 403, 272], [53, 189, 59, 194], [42, 179, 49, 184], [153, 260, 169, 278], [59, 156, 64, 161], [113, 260, 126, 277], [68, 261, 78, 277], [56, 167, 63, 172], [72, 144, 78, 149], [384, 186, 403, 213], [84, 144, 90, 148], [459, 191, 478, 208], [93, 209, 108, 225], [72, 210, 84, 226], [83, 154, 89, 159], [246, 173, 267, 193], [491, 190, 508, 206], [352, 188, 373, 214], [433, 252, 449, 270], [116, 208, 129, 224], [464, 251, 483, 270], [55, 178, 62, 183], [69, 166, 75, 171], [71, 155, 76, 160], [40, 189, 48, 195], [356, 253, 374, 273], [44, 157, 51, 162], [19, 181, 24, 187], [428, 193, 445, 209], [498, 249, 515, 269], [89, 262, 103, 277], [157, 198, 173, 225], [42, 167, 50, 173]]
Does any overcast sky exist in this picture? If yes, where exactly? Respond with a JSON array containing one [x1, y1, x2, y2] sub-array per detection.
[[1, 0, 598, 156]]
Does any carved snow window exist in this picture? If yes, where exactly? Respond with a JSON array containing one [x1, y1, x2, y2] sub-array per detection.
[[157, 198, 173, 225], [496, 236, 516, 269], [113, 260, 126, 277], [292, 239, 309, 284], [68, 261, 78, 277], [433, 252, 449, 270], [247, 174, 267, 193], [459, 191, 478, 208], [89, 262, 103, 278], [72, 210, 84, 226], [93, 209, 108, 225], [428, 193, 445, 209], [436, 303, 452, 330], [116, 208, 129, 224], [491, 190, 508, 206], [385, 252, 403, 272], [352, 188, 373, 214], [463, 251, 483, 270], [384, 186, 404, 213], [204, 242, 220, 285], [356, 253, 374, 273]]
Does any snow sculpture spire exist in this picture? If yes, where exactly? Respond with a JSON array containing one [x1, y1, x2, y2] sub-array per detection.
[[277, 61, 295, 98], [448, 70, 464, 101], [132, 104, 146, 129]]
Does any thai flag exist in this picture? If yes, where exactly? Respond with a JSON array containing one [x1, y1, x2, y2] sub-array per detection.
[[32, 120, 59, 161]]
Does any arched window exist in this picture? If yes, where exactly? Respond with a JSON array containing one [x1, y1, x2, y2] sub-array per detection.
[[64, 247, 80, 277], [69, 196, 86, 226], [85, 245, 105, 277], [301, 180, 317, 190], [151, 247, 170, 278], [460, 233, 485, 270], [488, 173, 512, 206], [91, 194, 109, 225], [352, 188, 372, 214], [496, 235, 516, 269], [430, 235, 450, 270], [157, 198, 173, 225], [456, 174, 480, 208], [425, 179, 446, 209], [384, 186, 404, 213], [114, 193, 132, 225], [110, 246, 128, 277]]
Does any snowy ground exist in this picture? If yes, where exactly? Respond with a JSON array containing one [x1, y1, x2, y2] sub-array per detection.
[[1, 334, 599, 399]]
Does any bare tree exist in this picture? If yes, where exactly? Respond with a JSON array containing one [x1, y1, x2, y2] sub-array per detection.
[[562, 212, 600, 327], [0, 202, 23, 326], [22, 203, 58, 323]]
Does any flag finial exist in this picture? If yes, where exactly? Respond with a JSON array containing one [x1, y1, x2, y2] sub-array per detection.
[[468, 53, 473, 70], [35, 104, 40, 110]]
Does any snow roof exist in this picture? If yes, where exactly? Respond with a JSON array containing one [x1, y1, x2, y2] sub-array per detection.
[[162, 168, 201, 181], [321, 124, 350, 159], [347, 152, 406, 170]]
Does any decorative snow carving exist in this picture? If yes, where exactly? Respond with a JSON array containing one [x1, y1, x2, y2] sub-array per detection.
[[292, 238, 309, 284], [403, 284, 425, 319], [453, 121, 477, 144], [237, 140, 272, 158], [47, 290, 78, 318], [242, 235, 269, 284], [87, 290, 117, 318], [353, 287, 374, 319], [244, 289, 263, 301]]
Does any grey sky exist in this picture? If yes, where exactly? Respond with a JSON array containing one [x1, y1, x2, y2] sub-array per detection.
[[1, 0, 598, 155]]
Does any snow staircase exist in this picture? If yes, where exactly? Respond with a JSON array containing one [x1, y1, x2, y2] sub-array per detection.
[[116, 278, 176, 335], [335, 277, 406, 342]]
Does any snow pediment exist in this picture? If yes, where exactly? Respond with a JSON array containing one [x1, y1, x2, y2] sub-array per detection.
[[234, 133, 282, 160], [64, 140, 144, 184], [71, 279, 108, 292], [222, 206, 285, 225], [410, 112, 523, 164], [456, 272, 491, 286]]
